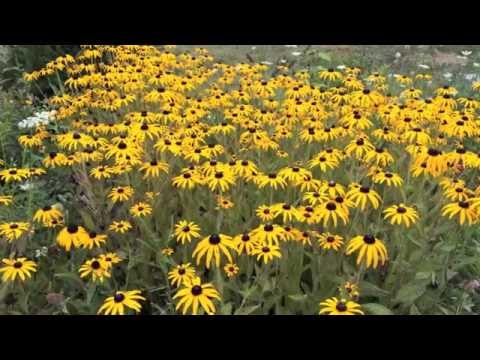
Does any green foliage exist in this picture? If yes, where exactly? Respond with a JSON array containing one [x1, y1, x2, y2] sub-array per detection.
[[0, 45, 80, 98]]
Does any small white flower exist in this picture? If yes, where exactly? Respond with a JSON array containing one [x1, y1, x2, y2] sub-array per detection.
[[260, 61, 273, 66], [418, 64, 430, 69], [461, 50, 472, 56], [251, 46, 257, 50], [35, 247, 48, 259], [457, 55, 468, 60], [19, 181, 36, 191], [336, 65, 346, 70], [443, 72, 453, 79], [474, 62, 480, 68], [395, 52, 402, 59], [291, 52, 302, 57], [465, 73, 477, 81], [279, 59, 287, 64], [285, 45, 298, 48]]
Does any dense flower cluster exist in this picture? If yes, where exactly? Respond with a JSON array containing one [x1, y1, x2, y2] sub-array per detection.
[[1, 45, 480, 315]]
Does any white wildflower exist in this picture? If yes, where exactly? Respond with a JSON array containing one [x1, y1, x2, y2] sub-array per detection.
[[18, 110, 56, 129], [285, 45, 298, 48], [461, 50, 472, 56], [418, 64, 430, 69], [291, 52, 302, 57]]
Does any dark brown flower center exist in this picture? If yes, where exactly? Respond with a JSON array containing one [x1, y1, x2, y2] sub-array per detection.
[[114, 293, 125, 303], [209, 234, 221, 244], [336, 301, 348, 312], [191, 285, 203, 296], [363, 234, 376, 244]]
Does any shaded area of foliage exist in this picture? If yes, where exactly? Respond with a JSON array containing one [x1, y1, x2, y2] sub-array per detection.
[[0, 45, 80, 98]]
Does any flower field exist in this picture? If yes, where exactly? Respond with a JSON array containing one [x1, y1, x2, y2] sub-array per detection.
[[1, 45, 480, 315]]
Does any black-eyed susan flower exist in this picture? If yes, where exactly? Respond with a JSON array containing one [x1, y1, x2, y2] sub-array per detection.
[[317, 232, 344, 251], [83, 231, 108, 249], [162, 247, 175, 256], [233, 232, 255, 255], [130, 202, 153, 218], [256, 205, 276, 222], [383, 204, 419, 227], [0, 257, 37, 282], [168, 263, 196, 287], [372, 171, 404, 187], [442, 201, 478, 225], [99, 252, 122, 269], [341, 282, 360, 299], [56, 225, 89, 251], [0, 222, 30, 242], [346, 184, 381, 210], [224, 263, 239, 278], [174, 220, 201, 244], [257, 172, 287, 190], [33, 206, 63, 225], [108, 186, 134, 203], [346, 234, 388, 269], [173, 276, 221, 315], [192, 234, 235, 269], [251, 224, 286, 246], [319, 297, 364, 315], [79, 258, 111, 283], [216, 195, 234, 209], [0, 168, 30, 182], [316, 200, 349, 227], [318, 68, 342, 82], [97, 290, 145, 315], [251, 243, 282, 264], [272, 203, 300, 223], [139, 160, 169, 179], [0, 195, 13, 206], [109, 220, 132, 234], [172, 171, 201, 190]]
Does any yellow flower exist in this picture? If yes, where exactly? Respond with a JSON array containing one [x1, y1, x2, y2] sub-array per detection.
[[346, 234, 388, 269], [98, 290, 145, 315], [108, 186, 134, 203], [251, 243, 282, 264], [56, 225, 89, 251], [79, 258, 111, 283], [0, 222, 30, 242], [192, 234, 235, 269], [173, 276, 221, 315], [168, 263, 196, 287], [109, 220, 132, 234], [319, 297, 364, 315], [174, 220, 201, 244], [383, 204, 419, 227], [0, 258, 37, 282], [442, 201, 478, 225], [130, 202, 153, 218]]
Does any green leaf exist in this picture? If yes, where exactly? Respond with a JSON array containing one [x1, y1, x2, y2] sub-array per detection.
[[78, 209, 95, 230], [220, 303, 233, 315], [316, 52, 331, 62], [54, 273, 85, 289], [234, 305, 261, 315], [360, 281, 390, 297], [409, 304, 422, 315], [393, 281, 427, 306], [288, 294, 307, 302], [362, 303, 394, 315]]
